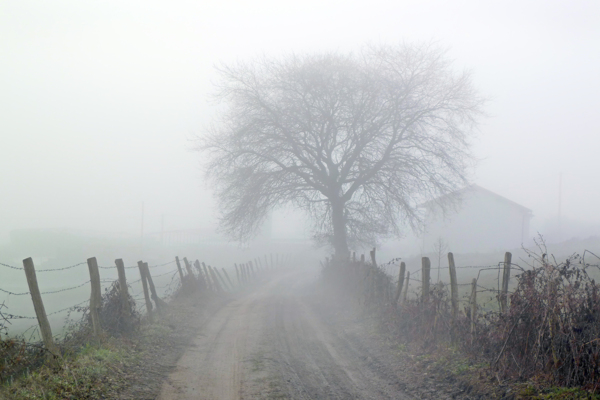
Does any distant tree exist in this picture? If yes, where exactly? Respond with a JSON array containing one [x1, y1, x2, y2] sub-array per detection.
[[198, 43, 485, 257]]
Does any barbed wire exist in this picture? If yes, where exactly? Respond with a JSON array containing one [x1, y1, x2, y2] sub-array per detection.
[[150, 260, 176, 268], [47, 299, 90, 316], [98, 259, 175, 270], [40, 280, 91, 295], [0, 280, 94, 297], [0, 287, 30, 296], [2, 298, 91, 322], [0, 261, 22, 271], [98, 265, 137, 270], [150, 269, 178, 278], [37, 262, 88, 273], [4, 313, 36, 320]]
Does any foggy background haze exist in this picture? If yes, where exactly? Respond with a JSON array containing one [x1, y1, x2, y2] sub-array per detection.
[[1, 0, 599, 254]]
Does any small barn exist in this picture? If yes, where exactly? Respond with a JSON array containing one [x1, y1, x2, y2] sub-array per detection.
[[421, 185, 533, 253]]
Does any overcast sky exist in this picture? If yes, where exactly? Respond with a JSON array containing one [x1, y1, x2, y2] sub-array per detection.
[[1, 0, 599, 243]]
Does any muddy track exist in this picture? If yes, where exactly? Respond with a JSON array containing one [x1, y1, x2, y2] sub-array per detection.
[[158, 270, 413, 400]]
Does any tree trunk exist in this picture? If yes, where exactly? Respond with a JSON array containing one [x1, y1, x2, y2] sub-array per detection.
[[331, 198, 349, 259]]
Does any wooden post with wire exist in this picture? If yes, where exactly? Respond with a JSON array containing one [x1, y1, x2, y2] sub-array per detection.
[[222, 268, 235, 290], [208, 266, 223, 291], [137, 261, 153, 322], [421, 257, 431, 304], [183, 257, 195, 280], [202, 262, 214, 291], [214, 267, 229, 291], [234, 263, 241, 285], [143, 262, 167, 311], [394, 261, 406, 306], [500, 252, 512, 313], [114, 259, 131, 318], [87, 257, 102, 338], [403, 271, 410, 303], [22, 257, 59, 359], [470, 278, 477, 335], [448, 252, 459, 321], [370, 248, 377, 267], [194, 260, 207, 290], [447, 252, 459, 342], [175, 256, 185, 284]]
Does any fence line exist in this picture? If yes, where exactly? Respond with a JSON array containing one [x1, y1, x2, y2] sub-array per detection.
[[0, 252, 290, 344]]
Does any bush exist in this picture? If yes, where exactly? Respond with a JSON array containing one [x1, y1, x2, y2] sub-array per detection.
[[321, 243, 600, 389]]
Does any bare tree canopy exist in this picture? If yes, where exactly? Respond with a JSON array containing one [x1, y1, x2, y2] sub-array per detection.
[[199, 43, 485, 257]]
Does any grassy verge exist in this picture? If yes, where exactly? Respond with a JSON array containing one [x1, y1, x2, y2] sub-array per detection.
[[0, 319, 173, 400], [0, 287, 227, 400]]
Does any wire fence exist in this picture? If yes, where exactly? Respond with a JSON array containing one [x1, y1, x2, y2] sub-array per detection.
[[0, 257, 182, 339]]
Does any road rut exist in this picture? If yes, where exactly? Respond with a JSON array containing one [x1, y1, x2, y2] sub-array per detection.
[[158, 270, 413, 400]]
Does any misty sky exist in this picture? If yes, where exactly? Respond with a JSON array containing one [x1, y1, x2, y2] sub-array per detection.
[[1, 0, 599, 243]]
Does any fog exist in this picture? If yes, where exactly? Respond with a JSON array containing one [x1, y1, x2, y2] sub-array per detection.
[[1, 0, 599, 258]]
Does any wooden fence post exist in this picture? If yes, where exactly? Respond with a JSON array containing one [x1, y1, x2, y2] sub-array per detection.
[[421, 257, 431, 303], [87, 257, 102, 338], [448, 253, 459, 321], [114, 259, 131, 318], [143, 262, 167, 311], [202, 262, 214, 291], [222, 268, 234, 289], [403, 271, 410, 303], [370, 248, 377, 267], [249, 261, 256, 278], [234, 263, 241, 285], [500, 252, 512, 313], [193, 260, 207, 290], [394, 261, 406, 306], [175, 256, 185, 284], [208, 266, 223, 291], [360, 254, 365, 263], [470, 278, 477, 335], [137, 261, 153, 322], [22, 257, 59, 358], [214, 267, 229, 291], [183, 257, 195, 280], [238, 264, 244, 283], [257, 258, 264, 271]]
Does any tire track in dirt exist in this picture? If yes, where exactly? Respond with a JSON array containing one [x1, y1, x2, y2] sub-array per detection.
[[158, 270, 413, 400]]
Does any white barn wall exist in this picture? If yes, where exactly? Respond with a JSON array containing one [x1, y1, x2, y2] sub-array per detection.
[[422, 186, 532, 254]]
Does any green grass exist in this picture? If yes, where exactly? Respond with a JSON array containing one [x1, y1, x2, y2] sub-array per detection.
[[0, 318, 176, 400], [1, 339, 136, 400], [518, 386, 600, 399]]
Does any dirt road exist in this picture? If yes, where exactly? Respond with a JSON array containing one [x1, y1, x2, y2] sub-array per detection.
[[158, 269, 414, 400]]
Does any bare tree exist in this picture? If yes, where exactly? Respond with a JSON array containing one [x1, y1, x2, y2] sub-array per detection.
[[198, 43, 485, 257]]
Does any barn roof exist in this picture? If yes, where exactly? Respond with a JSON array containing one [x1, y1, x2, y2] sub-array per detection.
[[420, 184, 533, 215]]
